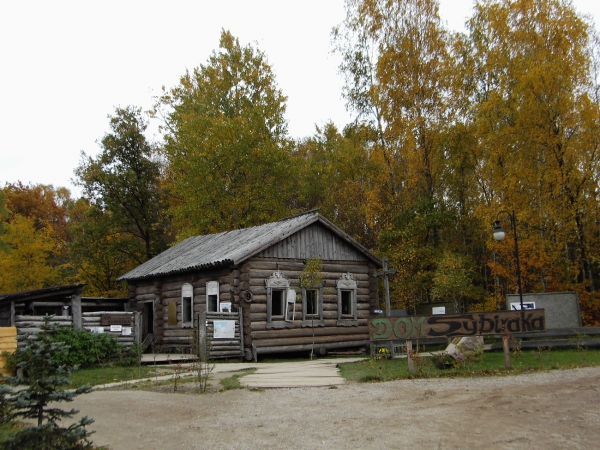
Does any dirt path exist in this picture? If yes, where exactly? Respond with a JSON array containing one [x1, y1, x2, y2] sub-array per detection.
[[71, 366, 600, 449]]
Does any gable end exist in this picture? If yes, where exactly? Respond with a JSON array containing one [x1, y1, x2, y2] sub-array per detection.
[[256, 223, 368, 261]]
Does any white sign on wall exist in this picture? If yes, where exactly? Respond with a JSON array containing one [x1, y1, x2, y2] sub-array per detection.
[[510, 302, 536, 310], [110, 325, 122, 332], [213, 320, 235, 339]]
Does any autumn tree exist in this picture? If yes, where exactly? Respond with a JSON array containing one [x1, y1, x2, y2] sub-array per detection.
[[75, 106, 170, 262], [0, 183, 73, 292], [0, 190, 9, 251], [3, 182, 71, 243], [461, 0, 600, 319], [67, 199, 139, 297], [158, 30, 293, 238], [292, 122, 382, 248], [0, 216, 61, 292], [335, 0, 481, 310]]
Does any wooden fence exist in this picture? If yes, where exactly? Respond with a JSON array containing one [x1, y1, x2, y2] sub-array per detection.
[[492, 327, 600, 350], [82, 312, 141, 348], [371, 327, 600, 358], [0, 327, 17, 376], [13, 312, 141, 347], [199, 310, 244, 360]]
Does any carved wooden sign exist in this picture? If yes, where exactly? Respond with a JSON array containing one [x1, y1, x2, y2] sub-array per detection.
[[101, 315, 133, 326], [369, 310, 546, 341]]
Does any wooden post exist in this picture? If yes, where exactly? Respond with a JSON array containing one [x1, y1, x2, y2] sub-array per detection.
[[71, 289, 83, 331], [10, 301, 15, 327], [134, 312, 142, 346], [406, 339, 415, 373], [375, 258, 397, 317], [198, 310, 207, 360], [238, 308, 244, 361], [502, 332, 511, 369]]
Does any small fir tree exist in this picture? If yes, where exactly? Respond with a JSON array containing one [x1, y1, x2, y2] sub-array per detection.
[[5, 316, 95, 449]]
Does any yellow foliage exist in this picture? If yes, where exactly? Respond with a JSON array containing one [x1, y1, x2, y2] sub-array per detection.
[[0, 215, 61, 293]]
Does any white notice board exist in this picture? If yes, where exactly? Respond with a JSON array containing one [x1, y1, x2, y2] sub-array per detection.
[[213, 320, 235, 339]]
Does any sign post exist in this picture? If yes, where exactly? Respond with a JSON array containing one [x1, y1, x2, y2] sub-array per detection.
[[406, 339, 415, 373], [502, 328, 511, 368], [375, 257, 397, 317]]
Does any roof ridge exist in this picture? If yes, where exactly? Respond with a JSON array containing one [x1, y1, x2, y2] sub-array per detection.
[[276, 208, 320, 222]]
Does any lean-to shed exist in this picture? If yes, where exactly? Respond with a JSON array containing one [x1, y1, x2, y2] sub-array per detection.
[[118, 212, 382, 358]]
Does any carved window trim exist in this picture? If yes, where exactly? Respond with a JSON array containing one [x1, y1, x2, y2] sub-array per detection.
[[266, 270, 292, 329], [181, 283, 194, 328], [301, 285, 324, 327], [337, 273, 358, 326]]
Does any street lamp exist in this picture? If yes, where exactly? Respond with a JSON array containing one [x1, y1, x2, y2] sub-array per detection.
[[493, 210, 524, 311]]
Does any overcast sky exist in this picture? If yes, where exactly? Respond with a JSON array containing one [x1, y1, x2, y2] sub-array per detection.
[[1, 0, 599, 196]]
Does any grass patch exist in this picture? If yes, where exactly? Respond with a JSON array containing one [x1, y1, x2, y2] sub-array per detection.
[[219, 369, 256, 391], [69, 364, 173, 388], [338, 348, 600, 382]]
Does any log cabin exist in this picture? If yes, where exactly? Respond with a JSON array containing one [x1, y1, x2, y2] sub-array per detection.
[[118, 211, 383, 359]]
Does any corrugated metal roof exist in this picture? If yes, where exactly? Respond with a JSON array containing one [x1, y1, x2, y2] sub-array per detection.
[[118, 212, 382, 281]]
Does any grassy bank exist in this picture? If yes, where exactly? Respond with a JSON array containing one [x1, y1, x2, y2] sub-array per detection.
[[68, 364, 175, 388], [338, 348, 600, 382]]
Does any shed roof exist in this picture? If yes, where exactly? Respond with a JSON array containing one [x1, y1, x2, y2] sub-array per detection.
[[0, 284, 86, 305], [118, 212, 381, 282]]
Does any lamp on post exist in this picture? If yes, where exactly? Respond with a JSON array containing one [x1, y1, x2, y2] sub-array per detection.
[[492, 210, 524, 311]]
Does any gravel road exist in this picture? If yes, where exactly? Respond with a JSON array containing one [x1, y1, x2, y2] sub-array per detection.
[[70, 366, 600, 449]]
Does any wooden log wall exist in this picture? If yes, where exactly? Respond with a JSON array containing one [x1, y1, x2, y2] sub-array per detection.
[[15, 315, 73, 335], [132, 268, 239, 350], [242, 258, 377, 354], [13, 312, 141, 348], [82, 312, 141, 347]]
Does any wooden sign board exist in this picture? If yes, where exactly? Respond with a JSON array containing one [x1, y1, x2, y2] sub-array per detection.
[[369, 310, 545, 341], [101, 315, 133, 326]]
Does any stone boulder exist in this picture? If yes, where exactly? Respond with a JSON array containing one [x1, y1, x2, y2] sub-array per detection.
[[445, 336, 484, 361]]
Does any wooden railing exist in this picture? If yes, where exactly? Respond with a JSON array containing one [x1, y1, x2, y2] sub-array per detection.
[[492, 327, 600, 350]]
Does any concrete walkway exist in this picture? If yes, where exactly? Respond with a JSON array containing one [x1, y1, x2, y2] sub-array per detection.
[[95, 357, 365, 390], [239, 358, 364, 388]]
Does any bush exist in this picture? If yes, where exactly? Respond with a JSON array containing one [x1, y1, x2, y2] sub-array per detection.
[[432, 353, 458, 370], [50, 327, 122, 367], [118, 342, 145, 367]]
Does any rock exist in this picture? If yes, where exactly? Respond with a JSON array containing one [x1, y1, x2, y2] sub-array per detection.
[[445, 336, 484, 361]]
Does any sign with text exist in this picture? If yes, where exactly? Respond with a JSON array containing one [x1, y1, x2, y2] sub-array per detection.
[[368, 310, 545, 341]]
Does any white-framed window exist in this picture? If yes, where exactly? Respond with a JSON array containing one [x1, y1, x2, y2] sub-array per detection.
[[337, 273, 358, 325], [206, 281, 220, 312], [266, 270, 292, 329], [302, 286, 324, 327], [181, 283, 194, 327]]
